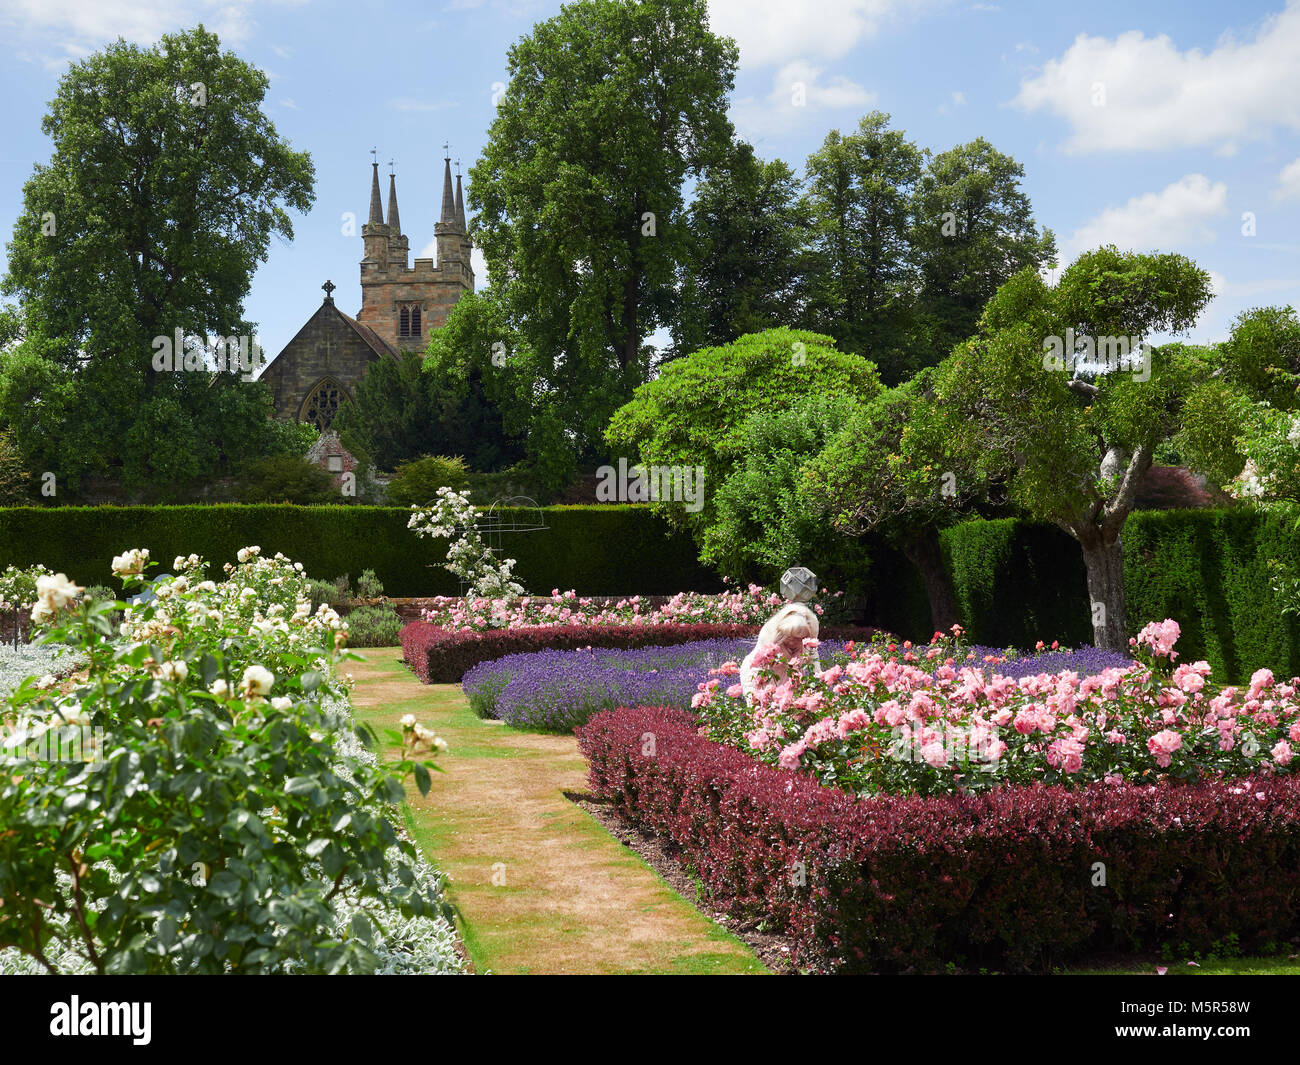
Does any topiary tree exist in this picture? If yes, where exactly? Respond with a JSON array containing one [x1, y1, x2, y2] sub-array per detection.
[[928, 246, 1222, 650], [605, 327, 883, 531], [803, 368, 986, 633]]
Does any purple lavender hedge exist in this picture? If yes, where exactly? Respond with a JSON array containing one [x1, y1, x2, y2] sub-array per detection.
[[460, 638, 1134, 733]]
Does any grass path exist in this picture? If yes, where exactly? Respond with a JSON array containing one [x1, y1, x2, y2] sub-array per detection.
[[348, 646, 767, 975]]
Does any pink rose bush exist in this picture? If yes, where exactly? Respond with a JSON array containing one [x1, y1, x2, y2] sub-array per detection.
[[419, 579, 833, 632], [692, 620, 1300, 797]]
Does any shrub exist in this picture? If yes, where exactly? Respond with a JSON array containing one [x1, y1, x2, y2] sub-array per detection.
[[345, 604, 404, 648], [239, 455, 337, 504], [402, 620, 878, 684], [356, 568, 384, 600], [387, 455, 471, 507], [0, 549, 452, 974], [578, 704, 1300, 973]]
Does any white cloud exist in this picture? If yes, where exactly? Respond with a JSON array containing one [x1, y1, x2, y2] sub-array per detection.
[[1061, 174, 1229, 262], [707, 0, 918, 67], [1013, 3, 1300, 153], [731, 60, 875, 138], [1275, 158, 1300, 201], [0, 0, 268, 55]]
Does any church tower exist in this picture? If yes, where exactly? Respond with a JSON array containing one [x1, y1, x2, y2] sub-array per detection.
[[356, 151, 474, 353]]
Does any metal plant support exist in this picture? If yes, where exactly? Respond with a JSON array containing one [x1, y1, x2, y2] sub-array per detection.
[[458, 496, 549, 597]]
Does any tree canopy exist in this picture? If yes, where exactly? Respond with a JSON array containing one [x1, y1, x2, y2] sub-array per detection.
[[0, 25, 314, 497]]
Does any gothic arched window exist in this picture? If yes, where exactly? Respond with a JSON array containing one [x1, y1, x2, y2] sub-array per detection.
[[300, 377, 346, 431], [411, 306, 421, 335], [399, 307, 411, 337]]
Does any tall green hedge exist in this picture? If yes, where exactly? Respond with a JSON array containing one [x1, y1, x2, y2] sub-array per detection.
[[938, 509, 1300, 682], [939, 519, 1092, 650], [0, 504, 722, 598]]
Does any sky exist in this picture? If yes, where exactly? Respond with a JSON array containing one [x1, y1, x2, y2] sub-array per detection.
[[1, 0, 1298, 360]]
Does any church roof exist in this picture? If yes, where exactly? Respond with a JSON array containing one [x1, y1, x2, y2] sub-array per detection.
[[259, 294, 400, 382], [336, 307, 400, 358]]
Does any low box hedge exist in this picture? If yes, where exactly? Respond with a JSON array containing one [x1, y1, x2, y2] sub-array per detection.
[[578, 704, 1300, 973], [399, 620, 880, 684]]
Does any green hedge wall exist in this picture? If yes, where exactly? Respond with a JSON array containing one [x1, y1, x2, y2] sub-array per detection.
[[1124, 508, 1300, 684], [0, 505, 723, 598], [939, 509, 1300, 683], [939, 519, 1092, 650]]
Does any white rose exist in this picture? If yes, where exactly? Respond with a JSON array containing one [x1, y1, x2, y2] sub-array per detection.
[[271, 696, 292, 711], [240, 665, 274, 697], [209, 679, 230, 698], [36, 572, 82, 611]]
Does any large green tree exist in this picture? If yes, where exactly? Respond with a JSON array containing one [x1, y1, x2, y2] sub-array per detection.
[[671, 141, 808, 354], [606, 327, 883, 531], [332, 347, 524, 474], [800, 113, 922, 384], [909, 137, 1056, 366], [930, 247, 1220, 650], [0, 25, 314, 496], [471, 0, 738, 464]]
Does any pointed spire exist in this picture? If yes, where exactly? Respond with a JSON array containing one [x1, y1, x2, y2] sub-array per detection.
[[368, 160, 384, 226], [455, 165, 466, 233], [439, 155, 456, 225], [387, 170, 402, 236]]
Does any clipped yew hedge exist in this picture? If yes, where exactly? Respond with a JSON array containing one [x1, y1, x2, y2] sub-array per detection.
[[938, 507, 1300, 683], [0, 504, 722, 598]]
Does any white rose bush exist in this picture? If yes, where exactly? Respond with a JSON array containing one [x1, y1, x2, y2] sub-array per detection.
[[0, 547, 458, 975], [408, 487, 525, 598]]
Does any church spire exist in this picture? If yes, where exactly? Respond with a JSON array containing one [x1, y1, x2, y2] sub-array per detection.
[[439, 154, 456, 225], [387, 169, 402, 236], [455, 166, 466, 233], [368, 159, 384, 225]]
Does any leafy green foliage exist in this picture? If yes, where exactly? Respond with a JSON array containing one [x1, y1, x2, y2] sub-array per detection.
[[0, 26, 314, 496], [0, 553, 447, 973], [386, 455, 471, 507], [672, 141, 809, 354], [471, 0, 737, 467], [702, 394, 868, 583], [239, 455, 337, 504], [0, 429, 31, 505], [909, 137, 1057, 366], [929, 247, 1216, 647], [344, 604, 404, 647], [800, 113, 923, 384], [606, 327, 883, 529], [0, 504, 718, 598]]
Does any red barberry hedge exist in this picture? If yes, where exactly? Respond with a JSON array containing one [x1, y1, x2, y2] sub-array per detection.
[[577, 704, 1300, 973], [399, 621, 878, 683]]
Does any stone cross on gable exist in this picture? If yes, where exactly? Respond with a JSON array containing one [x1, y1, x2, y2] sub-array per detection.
[[322, 279, 336, 304]]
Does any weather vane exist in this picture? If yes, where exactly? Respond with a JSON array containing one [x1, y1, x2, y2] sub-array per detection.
[[388, 157, 395, 175], [370, 146, 377, 164], [443, 141, 451, 159]]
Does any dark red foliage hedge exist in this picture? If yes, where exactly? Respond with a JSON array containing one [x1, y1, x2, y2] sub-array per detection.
[[577, 705, 1300, 973], [399, 621, 878, 683]]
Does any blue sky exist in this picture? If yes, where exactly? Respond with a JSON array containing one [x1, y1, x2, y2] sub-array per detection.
[[1, 0, 1298, 359]]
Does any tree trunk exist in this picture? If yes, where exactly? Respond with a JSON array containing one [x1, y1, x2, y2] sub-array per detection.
[[1078, 527, 1128, 652], [899, 528, 960, 636]]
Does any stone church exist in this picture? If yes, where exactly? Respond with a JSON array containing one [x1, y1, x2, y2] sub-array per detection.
[[260, 155, 474, 429]]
